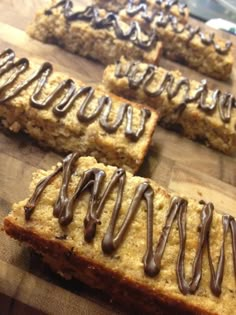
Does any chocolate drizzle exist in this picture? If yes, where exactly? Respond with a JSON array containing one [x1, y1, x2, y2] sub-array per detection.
[[115, 60, 236, 123], [24, 154, 236, 297], [44, 1, 231, 54], [0, 48, 150, 141], [45, 1, 157, 50], [127, 0, 187, 18], [125, 4, 231, 54]]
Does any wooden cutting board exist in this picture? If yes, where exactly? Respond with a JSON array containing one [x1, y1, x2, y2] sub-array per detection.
[[0, 0, 236, 314]]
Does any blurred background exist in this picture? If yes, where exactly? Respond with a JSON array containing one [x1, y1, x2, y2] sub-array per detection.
[[183, 0, 236, 23]]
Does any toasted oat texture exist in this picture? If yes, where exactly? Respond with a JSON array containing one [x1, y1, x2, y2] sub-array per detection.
[[4, 155, 236, 315], [93, 0, 189, 23], [27, 1, 162, 66], [114, 9, 233, 80], [103, 58, 236, 154], [0, 49, 158, 173]]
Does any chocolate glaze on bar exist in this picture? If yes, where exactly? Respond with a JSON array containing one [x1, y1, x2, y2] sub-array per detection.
[[124, 4, 231, 54], [43, 1, 231, 55], [127, 0, 187, 17], [115, 60, 236, 123], [24, 153, 236, 297], [0, 49, 151, 141], [45, 0, 157, 50]]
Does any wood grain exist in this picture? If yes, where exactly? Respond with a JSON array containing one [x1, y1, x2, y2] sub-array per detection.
[[0, 0, 235, 314]]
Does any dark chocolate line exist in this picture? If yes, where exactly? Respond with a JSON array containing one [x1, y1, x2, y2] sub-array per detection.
[[127, 0, 187, 17], [125, 5, 231, 54], [24, 154, 236, 297], [115, 60, 236, 123], [0, 48, 150, 141], [45, 1, 231, 54], [24, 165, 63, 220], [45, 1, 157, 50]]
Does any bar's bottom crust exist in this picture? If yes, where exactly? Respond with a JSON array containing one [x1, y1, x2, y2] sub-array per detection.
[[4, 219, 214, 315]]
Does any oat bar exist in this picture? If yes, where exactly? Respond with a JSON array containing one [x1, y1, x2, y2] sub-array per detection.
[[0, 49, 158, 173], [103, 58, 236, 154], [115, 6, 233, 80], [94, 0, 189, 23], [4, 155, 236, 315], [28, 1, 162, 66]]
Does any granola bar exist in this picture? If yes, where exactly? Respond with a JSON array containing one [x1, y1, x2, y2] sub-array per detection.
[[0, 49, 158, 173], [4, 155, 236, 315], [116, 6, 233, 80], [94, 0, 189, 23], [28, 1, 162, 66], [103, 58, 236, 154]]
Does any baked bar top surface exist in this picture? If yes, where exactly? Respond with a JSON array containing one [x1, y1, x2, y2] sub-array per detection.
[[117, 9, 233, 80], [91, 0, 233, 80], [93, 0, 189, 23], [1, 0, 236, 314], [0, 49, 158, 173], [103, 60, 236, 133], [27, 1, 162, 65], [102, 59, 236, 154], [4, 156, 236, 315]]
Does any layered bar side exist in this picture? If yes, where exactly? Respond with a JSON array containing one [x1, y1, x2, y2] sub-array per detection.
[[0, 49, 158, 173], [103, 58, 236, 154], [4, 155, 236, 315], [117, 7, 233, 80], [28, 1, 162, 66], [93, 0, 189, 23]]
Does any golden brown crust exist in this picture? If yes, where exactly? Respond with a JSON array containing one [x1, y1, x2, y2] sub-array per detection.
[[93, 0, 189, 24], [27, 2, 162, 66], [116, 11, 233, 80], [0, 51, 159, 174], [4, 216, 215, 315], [102, 59, 236, 154], [3, 156, 236, 315]]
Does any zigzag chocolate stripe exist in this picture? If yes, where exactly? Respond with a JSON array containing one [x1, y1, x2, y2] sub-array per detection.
[[0, 49, 151, 141], [115, 60, 236, 123], [127, 0, 187, 17], [24, 153, 236, 297], [125, 4, 231, 54], [45, 0, 157, 50]]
